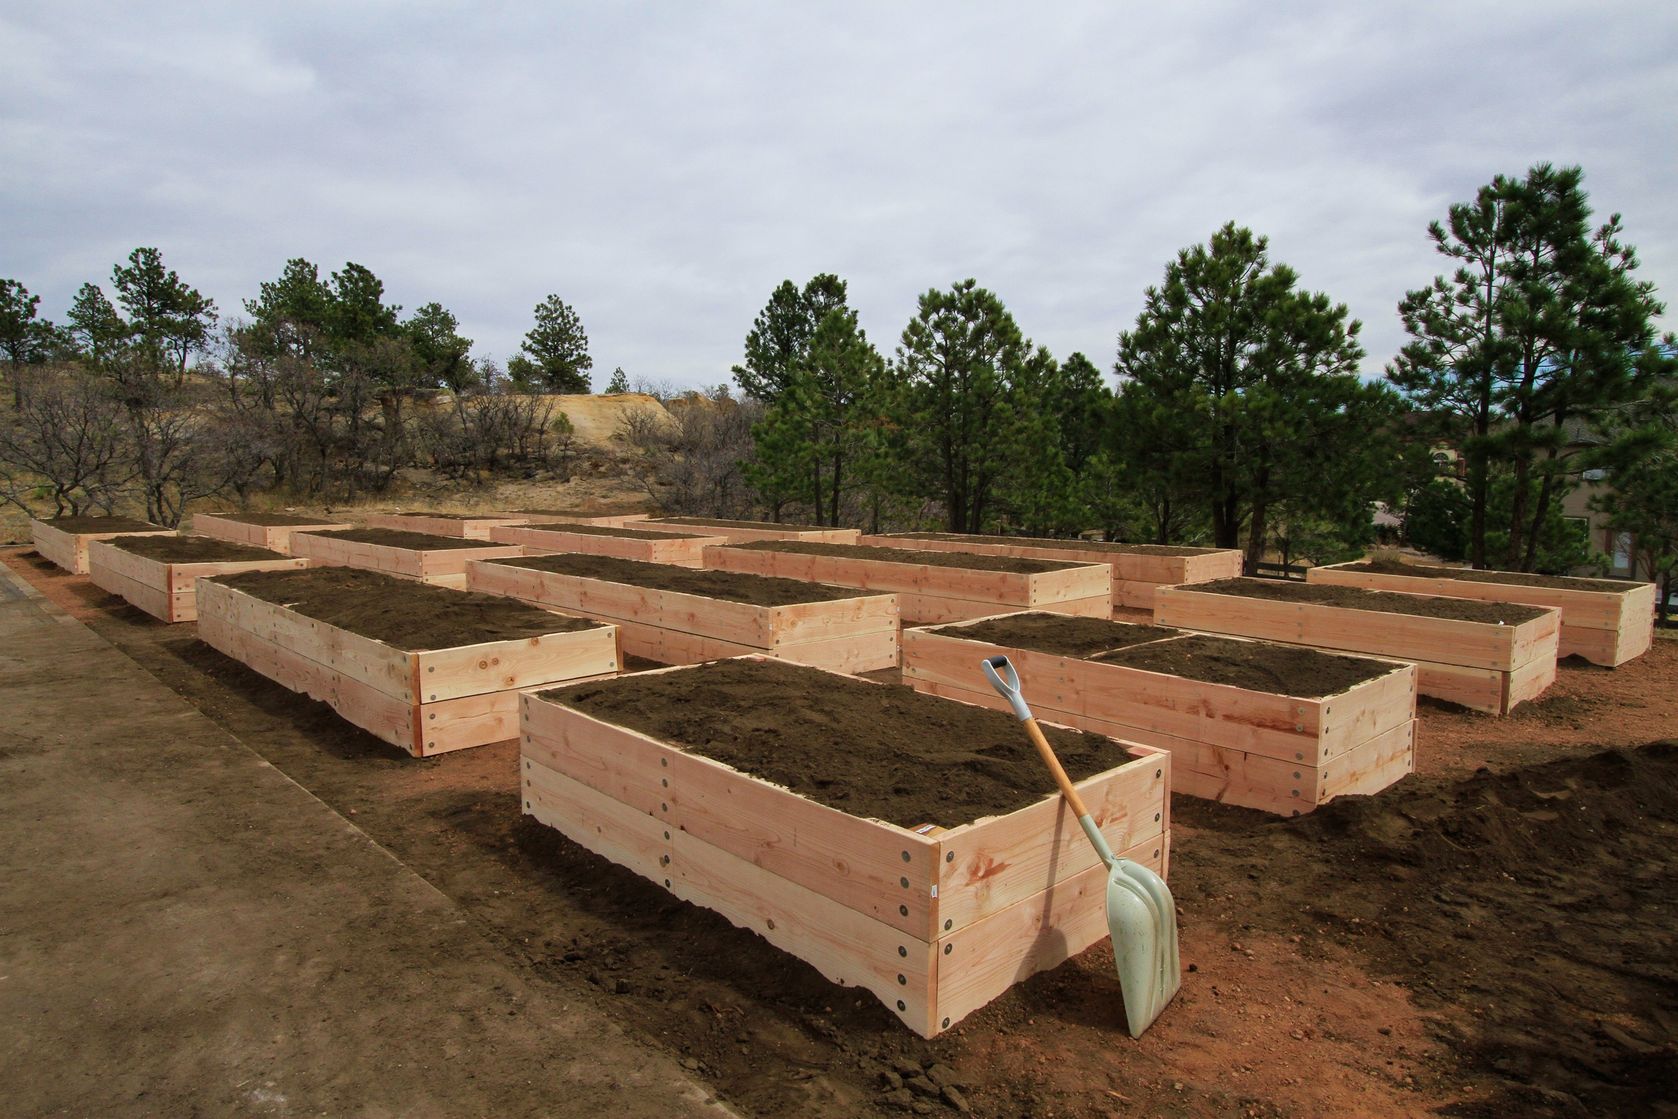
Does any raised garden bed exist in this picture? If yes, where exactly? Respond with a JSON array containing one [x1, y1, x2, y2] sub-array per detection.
[[29, 516, 176, 575], [485, 508, 653, 528], [486, 522, 729, 568], [1308, 559, 1657, 667], [520, 656, 1169, 1036], [467, 554, 899, 672], [641, 517, 862, 545], [289, 527, 525, 589], [865, 532, 1244, 611], [191, 511, 350, 555], [364, 511, 533, 539], [197, 567, 618, 756], [903, 613, 1416, 815], [1155, 578, 1560, 715], [87, 535, 308, 623], [706, 540, 1111, 624]]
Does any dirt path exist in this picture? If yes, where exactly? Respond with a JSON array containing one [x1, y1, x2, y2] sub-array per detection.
[[8, 546, 1677, 1118]]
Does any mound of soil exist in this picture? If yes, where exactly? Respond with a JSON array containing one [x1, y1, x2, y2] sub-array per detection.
[[648, 517, 837, 532], [525, 523, 708, 540], [1096, 633, 1394, 697], [895, 532, 1218, 557], [43, 516, 165, 533], [493, 554, 861, 606], [107, 535, 285, 563], [1194, 578, 1549, 624], [543, 658, 1135, 826], [932, 612, 1179, 657], [731, 540, 1078, 574], [213, 567, 603, 650], [202, 512, 346, 527], [312, 527, 510, 551], [1346, 559, 1638, 594]]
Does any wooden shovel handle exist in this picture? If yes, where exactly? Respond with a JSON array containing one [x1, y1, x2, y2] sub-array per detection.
[[1021, 716, 1092, 820]]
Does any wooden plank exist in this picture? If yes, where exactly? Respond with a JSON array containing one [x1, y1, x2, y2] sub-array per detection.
[[88, 560, 177, 621], [932, 834, 1167, 1033], [1503, 649, 1558, 713], [365, 512, 530, 540], [413, 627, 620, 702], [191, 513, 347, 555], [1310, 561, 1644, 631], [488, 524, 728, 568], [522, 757, 671, 882], [1319, 721, 1416, 801], [30, 519, 175, 574], [645, 520, 862, 545]]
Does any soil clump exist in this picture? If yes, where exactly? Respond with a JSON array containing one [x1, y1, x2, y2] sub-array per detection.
[[494, 554, 861, 606], [542, 657, 1132, 826], [933, 612, 1179, 657], [309, 527, 510, 551], [214, 566, 603, 649], [1095, 633, 1393, 697], [731, 540, 1079, 573], [525, 523, 709, 540], [43, 516, 165, 533], [1346, 558, 1636, 593], [894, 532, 1217, 557], [1194, 577, 1549, 624], [107, 535, 286, 563]]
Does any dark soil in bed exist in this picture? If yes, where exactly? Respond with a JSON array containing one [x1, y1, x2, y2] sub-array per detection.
[[313, 527, 511, 550], [543, 658, 1134, 826], [731, 540, 1078, 573], [213, 567, 603, 650], [1193, 578, 1549, 624], [107, 535, 286, 563], [894, 532, 1217, 557], [1094, 634, 1393, 697], [647, 517, 838, 532], [203, 512, 346, 527], [43, 516, 166, 533], [524, 523, 708, 540], [1346, 559, 1638, 593], [493, 554, 862, 606], [933, 612, 1179, 657]]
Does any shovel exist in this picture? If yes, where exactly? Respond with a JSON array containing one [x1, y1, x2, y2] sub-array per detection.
[[981, 654, 1181, 1037]]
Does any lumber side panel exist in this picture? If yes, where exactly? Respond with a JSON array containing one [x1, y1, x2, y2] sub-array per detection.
[[1310, 562, 1635, 631], [1319, 721, 1417, 800], [774, 628, 900, 673], [522, 757, 670, 883], [1503, 651, 1557, 713], [167, 558, 307, 596], [417, 690, 522, 755], [191, 513, 266, 548], [769, 594, 900, 646], [89, 561, 177, 621], [1414, 660, 1506, 714], [88, 541, 169, 590], [30, 522, 81, 573], [413, 627, 620, 702], [933, 835, 1166, 1032], [648, 521, 861, 545], [520, 699, 677, 816]]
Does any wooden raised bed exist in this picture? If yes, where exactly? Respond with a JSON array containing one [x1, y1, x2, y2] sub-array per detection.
[[487, 522, 729, 568], [466, 554, 900, 672], [706, 541, 1111, 624], [364, 511, 530, 540], [641, 517, 862, 545], [289, 527, 524, 589], [1308, 560, 1657, 667], [30, 516, 176, 575], [485, 508, 653, 529], [864, 532, 1243, 611], [1155, 579, 1561, 715], [191, 512, 349, 555], [520, 657, 1170, 1037], [903, 613, 1417, 816], [87, 536, 308, 622], [197, 568, 619, 756]]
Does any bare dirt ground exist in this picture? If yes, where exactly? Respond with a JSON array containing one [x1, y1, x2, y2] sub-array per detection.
[[8, 546, 1677, 1119]]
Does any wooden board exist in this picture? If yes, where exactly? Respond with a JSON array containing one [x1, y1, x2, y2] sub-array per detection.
[[1309, 561, 1657, 667], [642, 519, 862, 545], [290, 531, 525, 585], [486, 511, 653, 528], [29, 519, 176, 575], [487, 524, 729, 568], [195, 575, 620, 755], [903, 619, 1417, 814], [518, 657, 1169, 1036], [364, 512, 531, 540], [705, 545, 1110, 624], [86, 541, 308, 622], [190, 513, 348, 555], [467, 557, 901, 672]]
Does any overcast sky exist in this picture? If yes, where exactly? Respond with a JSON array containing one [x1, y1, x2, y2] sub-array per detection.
[[4, 2, 1675, 391]]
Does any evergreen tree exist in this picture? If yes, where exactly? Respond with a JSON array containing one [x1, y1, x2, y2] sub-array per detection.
[[605, 366, 630, 393], [508, 294, 591, 392], [732, 274, 848, 402], [111, 247, 217, 379]]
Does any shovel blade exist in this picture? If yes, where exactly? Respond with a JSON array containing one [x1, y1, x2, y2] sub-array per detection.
[[1107, 859, 1182, 1038]]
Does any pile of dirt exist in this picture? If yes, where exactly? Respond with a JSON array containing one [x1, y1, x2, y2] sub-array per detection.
[[1277, 741, 1678, 1116], [1347, 559, 1638, 594], [542, 658, 1134, 826], [524, 523, 708, 540], [730, 540, 1078, 574], [1096, 633, 1394, 697], [312, 527, 510, 551], [648, 517, 836, 532], [213, 567, 603, 650], [1194, 578, 1549, 624], [108, 535, 285, 563], [494, 554, 861, 606], [894, 532, 1218, 557], [932, 612, 1179, 657], [201, 512, 346, 527], [42, 516, 165, 533]]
